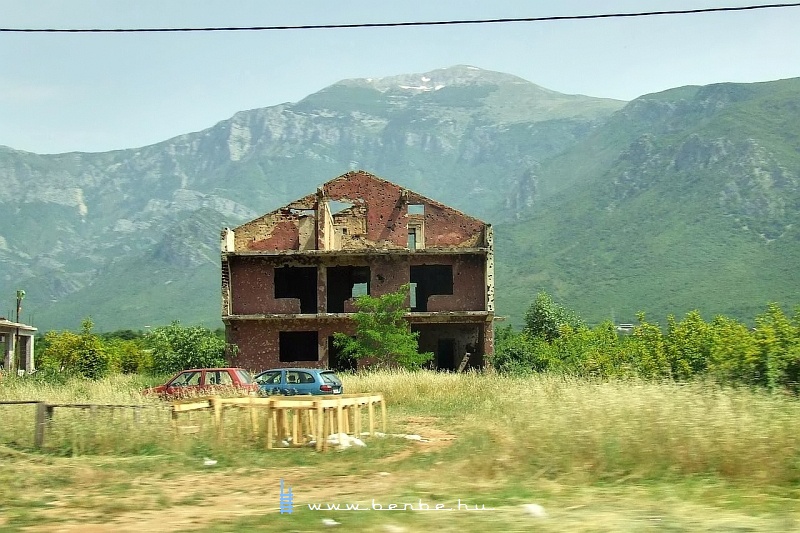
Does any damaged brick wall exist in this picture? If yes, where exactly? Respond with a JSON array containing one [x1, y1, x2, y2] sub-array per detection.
[[410, 255, 486, 312], [230, 171, 488, 253], [222, 170, 495, 371], [228, 319, 355, 372], [233, 209, 316, 251], [229, 256, 302, 315]]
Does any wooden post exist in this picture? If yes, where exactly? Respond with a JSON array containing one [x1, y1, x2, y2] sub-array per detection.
[[354, 402, 362, 437], [249, 398, 259, 437], [457, 352, 470, 373], [280, 409, 290, 444], [308, 407, 316, 443], [300, 409, 309, 444], [212, 397, 223, 441], [34, 402, 47, 449], [316, 400, 324, 452], [368, 400, 375, 436], [171, 408, 179, 437], [380, 396, 387, 433], [336, 400, 344, 438], [266, 402, 274, 450], [292, 408, 299, 446]]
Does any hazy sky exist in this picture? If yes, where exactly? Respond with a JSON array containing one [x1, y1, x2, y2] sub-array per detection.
[[2, 0, 800, 154]]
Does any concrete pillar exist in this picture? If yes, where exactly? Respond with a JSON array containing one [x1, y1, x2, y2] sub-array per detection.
[[3, 332, 15, 372], [22, 335, 35, 373]]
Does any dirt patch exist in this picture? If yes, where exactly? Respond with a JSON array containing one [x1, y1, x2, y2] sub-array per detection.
[[398, 416, 458, 446], [14, 418, 460, 532], [376, 416, 457, 463], [22, 466, 414, 533]]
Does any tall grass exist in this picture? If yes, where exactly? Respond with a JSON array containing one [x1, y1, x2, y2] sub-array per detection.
[[2, 370, 799, 484], [346, 370, 800, 484]]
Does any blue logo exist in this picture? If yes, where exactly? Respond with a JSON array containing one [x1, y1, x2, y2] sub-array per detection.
[[279, 479, 294, 514]]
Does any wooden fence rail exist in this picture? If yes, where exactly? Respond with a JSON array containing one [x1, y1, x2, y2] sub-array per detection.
[[0, 400, 164, 449], [171, 393, 388, 451], [1, 393, 387, 452]]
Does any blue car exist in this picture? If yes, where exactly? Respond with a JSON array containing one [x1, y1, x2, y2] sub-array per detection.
[[254, 368, 344, 396]]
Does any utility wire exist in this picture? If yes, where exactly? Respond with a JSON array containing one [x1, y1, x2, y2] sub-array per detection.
[[2, 2, 800, 33]]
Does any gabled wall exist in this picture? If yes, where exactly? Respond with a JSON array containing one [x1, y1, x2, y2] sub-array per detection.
[[222, 170, 494, 372], [230, 171, 488, 253]]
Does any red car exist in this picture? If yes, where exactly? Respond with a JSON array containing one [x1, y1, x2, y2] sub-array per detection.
[[146, 367, 259, 398]]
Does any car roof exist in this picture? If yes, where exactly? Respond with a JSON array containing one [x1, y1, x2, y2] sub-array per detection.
[[179, 367, 247, 372], [257, 368, 335, 373]]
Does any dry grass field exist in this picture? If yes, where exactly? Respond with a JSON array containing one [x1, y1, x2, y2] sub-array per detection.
[[1, 370, 799, 532]]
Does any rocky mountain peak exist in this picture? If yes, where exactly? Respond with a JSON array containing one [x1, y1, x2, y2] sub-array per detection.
[[335, 65, 547, 94]]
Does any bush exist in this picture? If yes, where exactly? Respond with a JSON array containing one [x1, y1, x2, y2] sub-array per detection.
[[146, 321, 228, 375], [333, 285, 432, 370], [524, 292, 585, 342], [754, 303, 800, 392], [39, 318, 109, 380]]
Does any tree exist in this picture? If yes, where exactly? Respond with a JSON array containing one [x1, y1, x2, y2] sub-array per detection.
[[39, 318, 109, 379], [332, 284, 432, 370], [665, 310, 713, 380], [146, 321, 228, 375], [74, 318, 110, 379], [629, 312, 671, 379], [492, 325, 550, 374], [753, 303, 800, 392], [708, 315, 762, 386], [524, 291, 585, 342], [40, 330, 82, 373], [105, 337, 152, 374]]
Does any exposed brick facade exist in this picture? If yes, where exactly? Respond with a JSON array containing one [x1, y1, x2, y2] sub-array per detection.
[[221, 170, 494, 372]]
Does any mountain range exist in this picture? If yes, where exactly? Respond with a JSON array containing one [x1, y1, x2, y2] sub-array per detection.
[[1, 65, 798, 332]]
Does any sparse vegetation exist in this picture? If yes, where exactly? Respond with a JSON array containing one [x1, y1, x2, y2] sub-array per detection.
[[1, 370, 799, 531], [5, 292, 799, 529], [1, 370, 799, 483]]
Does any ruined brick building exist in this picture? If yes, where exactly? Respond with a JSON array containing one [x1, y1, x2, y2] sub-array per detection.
[[220, 170, 494, 372]]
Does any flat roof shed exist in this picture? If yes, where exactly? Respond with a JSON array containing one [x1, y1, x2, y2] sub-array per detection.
[[1, 319, 37, 374]]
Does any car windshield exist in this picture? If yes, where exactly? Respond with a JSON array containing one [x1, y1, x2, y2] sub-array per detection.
[[320, 371, 341, 385]]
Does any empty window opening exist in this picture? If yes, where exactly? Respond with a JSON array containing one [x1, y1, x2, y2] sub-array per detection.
[[409, 265, 453, 312], [408, 222, 424, 249], [408, 228, 417, 249], [327, 266, 370, 312], [327, 200, 354, 214], [274, 266, 317, 314], [437, 339, 456, 371], [408, 204, 424, 215], [279, 331, 319, 362]]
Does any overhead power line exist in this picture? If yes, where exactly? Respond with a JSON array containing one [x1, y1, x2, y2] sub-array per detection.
[[2, 2, 800, 33]]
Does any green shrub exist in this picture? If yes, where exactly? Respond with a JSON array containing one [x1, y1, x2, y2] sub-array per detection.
[[146, 321, 228, 374], [754, 303, 800, 392]]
